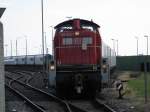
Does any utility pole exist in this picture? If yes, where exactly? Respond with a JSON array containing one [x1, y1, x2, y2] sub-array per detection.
[[135, 36, 139, 56], [50, 26, 54, 57], [44, 32, 48, 75], [135, 36, 139, 71], [41, 0, 45, 74], [116, 39, 118, 56], [44, 32, 47, 54], [47, 48, 48, 54], [26, 37, 27, 64], [4, 44, 8, 57], [111, 39, 115, 51], [24, 35, 28, 57], [10, 40, 12, 57], [111, 38, 119, 56], [16, 40, 17, 56], [144, 35, 149, 55], [144, 35, 149, 103]]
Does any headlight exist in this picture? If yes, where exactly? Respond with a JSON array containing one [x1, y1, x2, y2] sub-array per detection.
[[50, 60, 55, 70], [50, 65, 55, 70], [102, 65, 107, 69], [93, 65, 97, 70]]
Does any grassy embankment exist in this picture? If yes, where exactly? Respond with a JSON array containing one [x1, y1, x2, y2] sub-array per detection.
[[127, 72, 150, 98]]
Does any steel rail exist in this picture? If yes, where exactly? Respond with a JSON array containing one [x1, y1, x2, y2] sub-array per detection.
[[66, 99, 116, 112], [6, 71, 34, 84], [13, 71, 35, 83], [93, 99, 116, 112], [67, 103, 89, 112], [5, 84, 46, 112]]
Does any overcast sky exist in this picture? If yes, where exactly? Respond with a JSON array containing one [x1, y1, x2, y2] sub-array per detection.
[[1, 0, 150, 56]]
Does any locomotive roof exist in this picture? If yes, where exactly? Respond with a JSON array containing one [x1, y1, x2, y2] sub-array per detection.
[[54, 19, 100, 29]]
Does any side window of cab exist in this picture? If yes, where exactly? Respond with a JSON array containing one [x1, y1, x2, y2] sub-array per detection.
[[82, 37, 92, 45], [63, 37, 72, 45]]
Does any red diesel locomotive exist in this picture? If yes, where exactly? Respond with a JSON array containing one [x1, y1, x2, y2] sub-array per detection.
[[53, 19, 102, 96]]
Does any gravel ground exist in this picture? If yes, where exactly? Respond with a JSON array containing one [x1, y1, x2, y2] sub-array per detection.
[[98, 88, 137, 112], [28, 71, 55, 93], [98, 70, 150, 112]]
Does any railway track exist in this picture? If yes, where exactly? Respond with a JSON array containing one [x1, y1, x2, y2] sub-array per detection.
[[6, 71, 31, 84], [68, 99, 116, 112], [6, 70, 35, 83], [5, 71, 116, 112], [5, 74, 70, 112], [5, 84, 46, 112]]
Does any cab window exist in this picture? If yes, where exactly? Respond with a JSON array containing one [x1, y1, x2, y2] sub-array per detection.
[[63, 38, 72, 45], [59, 26, 73, 32], [82, 37, 92, 44]]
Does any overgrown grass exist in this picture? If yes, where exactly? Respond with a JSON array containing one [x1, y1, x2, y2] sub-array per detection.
[[128, 72, 150, 97]]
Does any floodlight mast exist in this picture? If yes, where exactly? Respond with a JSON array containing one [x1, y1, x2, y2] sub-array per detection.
[[144, 35, 149, 104], [134, 36, 139, 56], [41, 0, 45, 74]]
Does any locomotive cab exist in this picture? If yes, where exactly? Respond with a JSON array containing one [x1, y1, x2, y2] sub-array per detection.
[[54, 19, 101, 67]]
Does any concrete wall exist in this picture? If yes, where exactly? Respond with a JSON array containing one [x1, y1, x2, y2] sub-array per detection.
[[0, 21, 5, 112]]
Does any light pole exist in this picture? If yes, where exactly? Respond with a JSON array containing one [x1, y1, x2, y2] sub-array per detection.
[[111, 38, 115, 52], [16, 37, 21, 56], [10, 40, 12, 57], [44, 32, 47, 54], [16, 39, 17, 56], [144, 35, 149, 55], [116, 39, 118, 56], [24, 35, 28, 57], [4, 44, 8, 57], [26, 38, 27, 55], [41, 0, 45, 74], [135, 36, 139, 56], [50, 26, 54, 56], [24, 35, 28, 64], [111, 38, 119, 56], [144, 35, 149, 103]]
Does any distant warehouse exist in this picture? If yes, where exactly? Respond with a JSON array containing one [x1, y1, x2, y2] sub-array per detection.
[[117, 55, 150, 71]]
